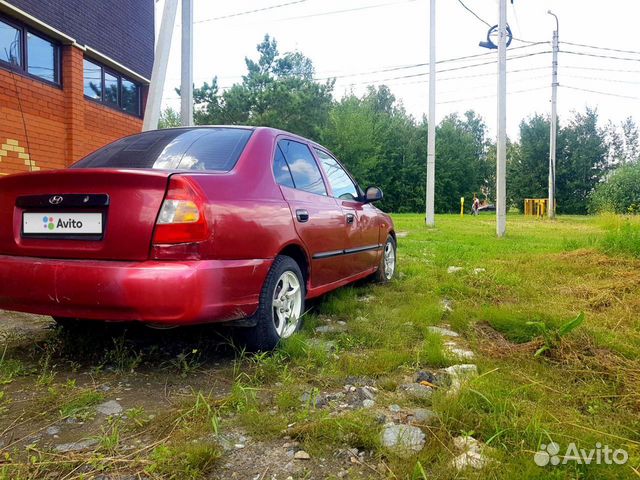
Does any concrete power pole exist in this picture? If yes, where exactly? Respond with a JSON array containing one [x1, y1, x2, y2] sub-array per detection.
[[426, 0, 436, 227], [496, 0, 507, 237], [548, 11, 559, 219], [143, 0, 179, 131], [181, 0, 194, 126]]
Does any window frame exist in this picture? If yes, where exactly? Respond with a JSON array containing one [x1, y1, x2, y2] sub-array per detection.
[[83, 57, 142, 118], [0, 14, 61, 87], [313, 147, 364, 202]]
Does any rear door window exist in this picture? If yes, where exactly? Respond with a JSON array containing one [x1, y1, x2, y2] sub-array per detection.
[[72, 128, 253, 171], [277, 139, 327, 196]]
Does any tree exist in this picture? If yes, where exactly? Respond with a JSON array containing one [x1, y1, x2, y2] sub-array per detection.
[[507, 115, 550, 210], [158, 107, 181, 129], [434, 113, 488, 212], [589, 163, 640, 214], [190, 35, 334, 140], [557, 109, 608, 214]]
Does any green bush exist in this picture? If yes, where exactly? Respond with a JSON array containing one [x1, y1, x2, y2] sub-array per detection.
[[589, 163, 640, 214]]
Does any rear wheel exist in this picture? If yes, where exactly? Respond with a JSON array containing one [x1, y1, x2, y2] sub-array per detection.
[[373, 235, 397, 283], [242, 255, 305, 351]]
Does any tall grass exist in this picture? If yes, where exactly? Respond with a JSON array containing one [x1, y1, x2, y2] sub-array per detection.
[[598, 216, 640, 258]]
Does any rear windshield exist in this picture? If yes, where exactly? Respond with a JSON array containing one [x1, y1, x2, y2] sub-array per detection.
[[72, 128, 253, 171]]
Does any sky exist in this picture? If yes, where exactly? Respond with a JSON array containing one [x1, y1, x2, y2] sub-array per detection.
[[156, 0, 640, 139]]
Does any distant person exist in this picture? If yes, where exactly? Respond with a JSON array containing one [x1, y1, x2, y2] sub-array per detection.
[[472, 194, 480, 216]]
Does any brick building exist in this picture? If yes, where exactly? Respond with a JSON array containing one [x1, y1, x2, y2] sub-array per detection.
[[0, 0, 154, 176]]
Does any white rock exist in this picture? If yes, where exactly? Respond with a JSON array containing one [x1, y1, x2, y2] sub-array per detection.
[[442, 364, 478, 394], [294, 450, 311, 460], [473, 268, 486, 275], [426, 326, 459, 337], [452, 450, 491, 470], [381, 425, 426, 455], [96, 400, 123, 416], [447, 346, 475, 360], [389, 404, 402, 413], [362, 399, 375, 409], [447, 266, 463, 274], [55, 439, 98, 453]]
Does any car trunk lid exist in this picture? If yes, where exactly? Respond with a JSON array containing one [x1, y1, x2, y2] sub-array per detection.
[[0, 169, 171, 261]]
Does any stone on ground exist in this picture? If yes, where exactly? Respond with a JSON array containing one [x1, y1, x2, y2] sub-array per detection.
[[441, 364, 478, 394], [451, 435, 494, 470], [447, 266, 463, 274], [96, 400, 123, 416], [399, 383, 434, 400], [294, 450, 311, 460], [426, 326, 459, 337], [381, 424, 426, 455], [55, 438, 98, 453]]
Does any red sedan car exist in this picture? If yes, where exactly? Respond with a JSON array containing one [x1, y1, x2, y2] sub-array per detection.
[[0, 127, 396, 350]]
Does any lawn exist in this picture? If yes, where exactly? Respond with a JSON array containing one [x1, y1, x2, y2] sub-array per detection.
[[0, 213, 639, 479]]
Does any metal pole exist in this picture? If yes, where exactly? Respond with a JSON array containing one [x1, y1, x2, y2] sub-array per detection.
[[548, 11, 559, 219], [181, 0, 194, 126], [426, 0, 436, 227], [496, 0, 507, 237], [143, 0, 179, 131]]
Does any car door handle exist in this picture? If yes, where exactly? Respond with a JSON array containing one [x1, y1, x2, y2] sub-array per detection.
[[346, 213, 355, 224], [296, 209, 309, 223]]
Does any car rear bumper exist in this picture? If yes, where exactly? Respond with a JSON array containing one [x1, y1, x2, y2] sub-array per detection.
[[0, 255, 272, 325]]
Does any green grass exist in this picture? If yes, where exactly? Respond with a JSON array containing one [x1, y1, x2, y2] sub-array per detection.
[[229, 213, 640, 479]]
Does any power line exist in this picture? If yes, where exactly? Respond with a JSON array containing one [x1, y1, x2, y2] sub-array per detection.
[[562, 85, 640, 101], [335, 65, 551, 88], [277, 0, 417, 22], [561, 41, 640, 56], [563, 74, 640, 85], [437, 85, 547, 105], [563, 65, 640, 74], [194, 0, 308, 23], [315, 42, 547, 81], [333, 50, 550, 85], [561, 50, 640, 63], [456, 0, 490, 27]]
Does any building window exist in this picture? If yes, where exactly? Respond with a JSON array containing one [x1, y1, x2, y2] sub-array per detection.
[[0, 16, 60, 85], [83, 57, 141, 116]]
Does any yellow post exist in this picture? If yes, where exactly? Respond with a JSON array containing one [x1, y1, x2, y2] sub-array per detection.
[[460, 197, 465, 217]]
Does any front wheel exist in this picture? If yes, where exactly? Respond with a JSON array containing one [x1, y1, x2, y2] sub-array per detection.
[[373, 235, 397, 283], [242, 255, 305, 351]]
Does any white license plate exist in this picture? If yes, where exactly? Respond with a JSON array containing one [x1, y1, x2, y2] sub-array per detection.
[[23, 212, 103, 235]]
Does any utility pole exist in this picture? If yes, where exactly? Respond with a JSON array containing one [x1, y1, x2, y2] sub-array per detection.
[[426, 0, 436, 227], [143, 0, 179, 131], [181, 0, 194, 126], [496, 0, 507, 237], [548, 11, 559, 219]]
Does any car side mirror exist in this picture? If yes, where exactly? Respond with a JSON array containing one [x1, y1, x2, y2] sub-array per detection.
[[365, 186, 383, 203]]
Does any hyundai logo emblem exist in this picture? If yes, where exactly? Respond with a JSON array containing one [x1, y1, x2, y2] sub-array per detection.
[[49, 195, 64, 205]]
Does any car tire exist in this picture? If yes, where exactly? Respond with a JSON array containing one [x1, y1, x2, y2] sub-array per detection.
[[373, 235, 397, 283], [241, 255, 305, 352]]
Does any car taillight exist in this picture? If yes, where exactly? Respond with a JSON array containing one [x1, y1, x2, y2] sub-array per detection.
[[152, 176, 209, 245]]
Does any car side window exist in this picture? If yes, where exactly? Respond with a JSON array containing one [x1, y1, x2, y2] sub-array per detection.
[[278, 140, 327, 196], [273, 145, 295, 188], [314, 149, 360, 201]]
